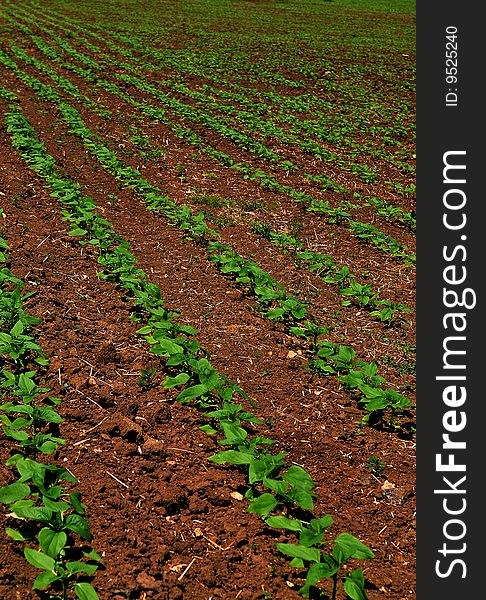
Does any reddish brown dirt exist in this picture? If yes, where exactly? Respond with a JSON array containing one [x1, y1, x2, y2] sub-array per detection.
[[0, 114, 415, 600], [0, 3, 415, 600], [0, 54, 416, 373]]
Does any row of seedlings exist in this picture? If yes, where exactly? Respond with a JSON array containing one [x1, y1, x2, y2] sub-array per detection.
[[2, 9, 416, 264], [2, 89, 376, 599], [0, 57, 415, 433], [9, 0, 416, 181], [0, 190, 101, 599]]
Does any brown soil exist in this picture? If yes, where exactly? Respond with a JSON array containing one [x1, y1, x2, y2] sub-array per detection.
[[0, 3, 415, 599]]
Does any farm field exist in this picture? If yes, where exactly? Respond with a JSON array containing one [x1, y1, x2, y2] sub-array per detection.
[[0, 0, 416, 598]]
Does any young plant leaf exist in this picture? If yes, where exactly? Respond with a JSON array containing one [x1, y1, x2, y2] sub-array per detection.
[[24, 547, 56, 571], [333, 533, 374, 564], [299, 558, 340, 598], [66, 561, 99, 576], [32, 570, 61, 590], [282, 465, 314, 491], [42, 497, 71, 513], [208, 449, 253, 465], [13, 503, 53, 521], [39, 440, 63, 454], [5, 527, 30, 541], [343, 568, 367, 600], [290, 557, 305, 568], [265, 515, 304, 532], [262, 477, 288, 496], [176, 383, 209, 402], [38, 528, 67, 558], [275, 543, 321, 563], [218, 421, 248, 445], [69, 491, 87, 515], [151, 338, 184, 356], [83, 549, 102, 562], [65, 514, 92, 541], [299, 515, 334, 546], [163, 373, 190, 388], [75, 582, 99, 600], [0, 481, 30, 504], [35, 406, 64, 424], [247, 493, 277, 516], [199, 424, 217, 435], [288, 489, 315, 511]]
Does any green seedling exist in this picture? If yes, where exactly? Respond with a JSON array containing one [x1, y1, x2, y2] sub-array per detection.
[[358, 387, 413, 430], [251, 221, 303, 252], [251, 220, 272, 239], [351, 163, 378, 184], [340, 281, 379, 308], [0, 283, 42, 331], [265, 297, 307, 323], [0, 320, 49, 369], [370, 299, 413, 326], [0, 458, 100, 599], [313, 343, 357, 374], [265, 514, 374, 599], [206, 401, 262, 427], [0, 401, 65, 457], [289, 321, 328, 352], [210, 445, 316, 513], [326, 207, 351, 225], [337, 361, 385, 390], [297, 250, 335, 274], [0, 371, 65, 456], [137, 367, 157, 391], [322, 266, 354, 286], [368, 456, 386, 478], [309, 344, 414, 430]]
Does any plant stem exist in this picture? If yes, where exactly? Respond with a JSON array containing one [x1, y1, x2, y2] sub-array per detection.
[[331, 573, 338, 600]]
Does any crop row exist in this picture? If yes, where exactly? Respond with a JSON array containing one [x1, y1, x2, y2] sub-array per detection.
[[0, 20, 416, 273], [250, 221, 413, 325], [1, 29, 414, 321], [0, 55, 415, 433], [14, 0, 415, 178], [0, 196, 102, 598], [2, 3, 416, 247], [17, 4, 391, 185], [1, 89, 375, 599]]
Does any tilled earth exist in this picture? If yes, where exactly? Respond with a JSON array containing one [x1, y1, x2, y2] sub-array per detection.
[[0, 2, 416, 598], [0, 120, 415, 600]]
